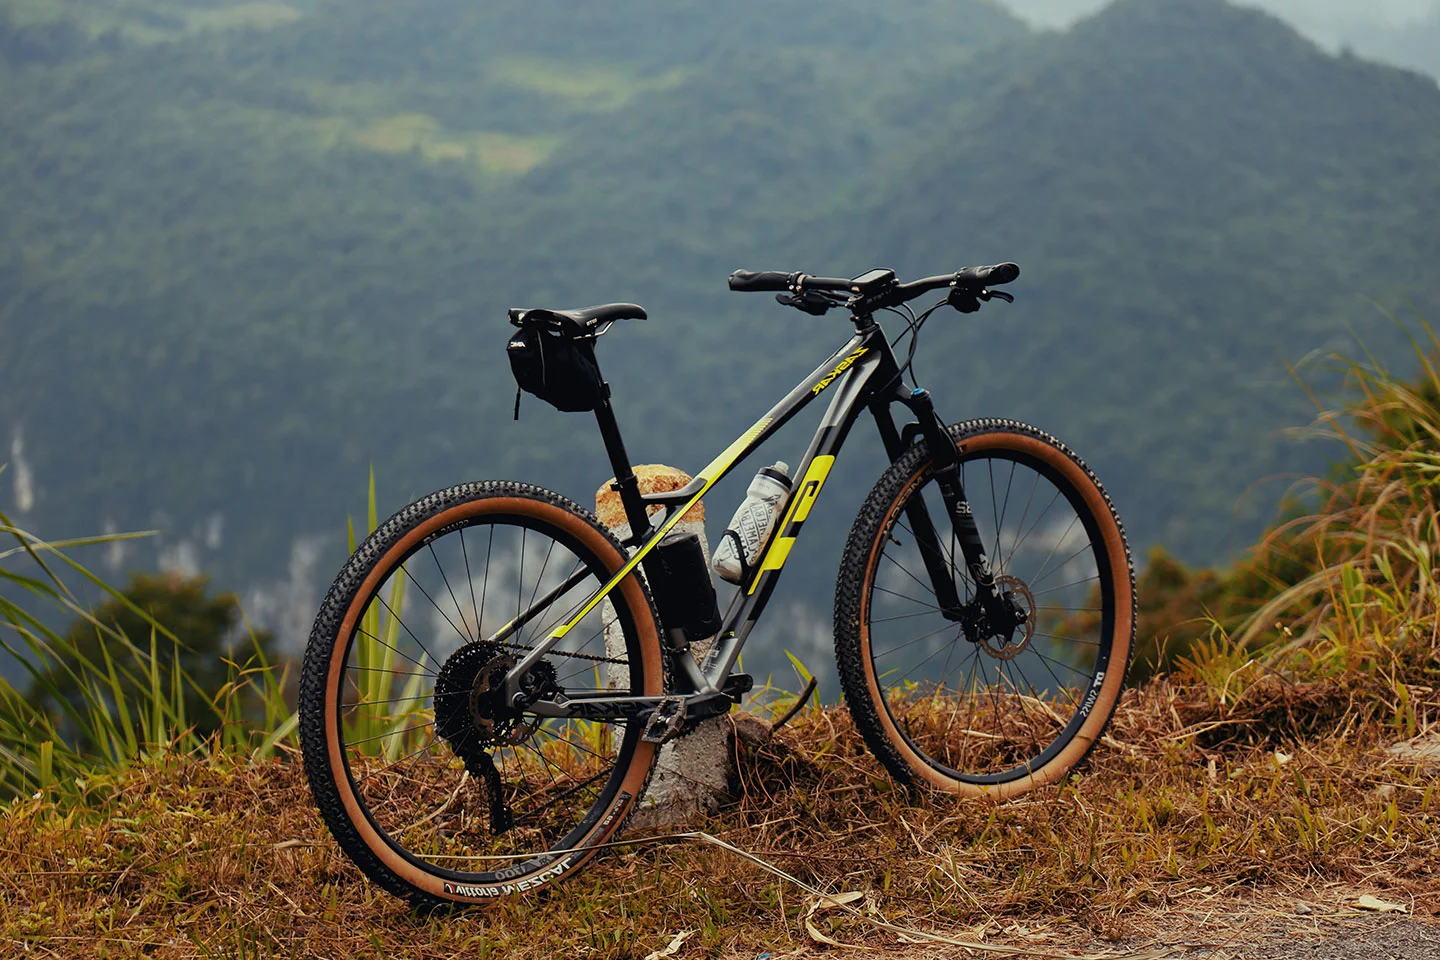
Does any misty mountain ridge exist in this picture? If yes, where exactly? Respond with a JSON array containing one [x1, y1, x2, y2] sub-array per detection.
[[1003, 0, 1440, 79]]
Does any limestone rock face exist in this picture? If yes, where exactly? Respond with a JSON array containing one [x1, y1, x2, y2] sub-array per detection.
[[594, 464, 705, 530]]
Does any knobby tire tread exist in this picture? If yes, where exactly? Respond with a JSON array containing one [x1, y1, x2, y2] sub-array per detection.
[[299, 481, 665, 910]]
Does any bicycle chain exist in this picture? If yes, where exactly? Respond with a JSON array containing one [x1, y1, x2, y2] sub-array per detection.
[[501, 642, 627, 666]]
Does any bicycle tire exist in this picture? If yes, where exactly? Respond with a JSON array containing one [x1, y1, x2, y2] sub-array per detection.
[[299, 481, 665, 909], [834, 419, 1134, 798]]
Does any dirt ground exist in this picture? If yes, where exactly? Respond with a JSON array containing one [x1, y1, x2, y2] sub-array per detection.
[[1148, 884, 1440, 960], [718, 884, 1440, 960]]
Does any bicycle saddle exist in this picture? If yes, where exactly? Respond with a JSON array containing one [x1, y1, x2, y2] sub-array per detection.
[[508, 303, 647, 332]]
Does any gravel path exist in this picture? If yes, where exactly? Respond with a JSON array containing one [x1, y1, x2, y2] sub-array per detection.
[[1218, 919, 1440, 959], [853, 916, 1440, 960]]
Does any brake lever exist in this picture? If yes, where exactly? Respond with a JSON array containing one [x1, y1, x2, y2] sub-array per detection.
[[978, 288, 1015, 304], [775, 292, 834, 316]]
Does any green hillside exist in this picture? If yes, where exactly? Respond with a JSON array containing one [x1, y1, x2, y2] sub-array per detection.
[[1346, 4, 1440, 78], [2, 0, 1438, 681], [0, 0, 1027, 639]]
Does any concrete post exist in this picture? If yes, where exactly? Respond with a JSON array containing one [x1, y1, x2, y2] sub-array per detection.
[[596, 465, 730, 824]]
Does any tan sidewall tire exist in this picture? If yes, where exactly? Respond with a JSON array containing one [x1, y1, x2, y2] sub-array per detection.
[[839, 422, 1133, 800], [301, 484, 663, 906]]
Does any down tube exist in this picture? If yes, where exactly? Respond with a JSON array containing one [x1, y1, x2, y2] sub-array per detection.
[[701, 334, 895, 684]]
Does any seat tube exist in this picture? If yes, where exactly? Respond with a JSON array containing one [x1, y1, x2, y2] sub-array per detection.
[[593, 395, 654, 541]]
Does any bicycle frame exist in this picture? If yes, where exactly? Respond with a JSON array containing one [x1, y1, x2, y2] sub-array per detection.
[[501, 313, 984, 722]]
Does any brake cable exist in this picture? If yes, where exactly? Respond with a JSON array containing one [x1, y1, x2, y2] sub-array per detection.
[[887, 299, 948, 384]]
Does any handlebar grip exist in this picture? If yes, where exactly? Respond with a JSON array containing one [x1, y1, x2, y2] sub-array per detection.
[[728, 270, 796, 292], [956, 262, 1020, 287]]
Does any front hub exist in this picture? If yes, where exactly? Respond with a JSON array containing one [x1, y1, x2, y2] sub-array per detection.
[[959, 574, 1036, 661]]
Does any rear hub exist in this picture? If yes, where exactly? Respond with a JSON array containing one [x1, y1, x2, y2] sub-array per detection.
[[434, 642, 546, 752]]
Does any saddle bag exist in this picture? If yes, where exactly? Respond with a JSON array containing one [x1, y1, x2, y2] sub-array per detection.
[[506, 326, 605, 413]]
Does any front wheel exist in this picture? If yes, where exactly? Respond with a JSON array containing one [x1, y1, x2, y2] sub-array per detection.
[[298, 482, 665, 909], [834, 419, 1134, 799]]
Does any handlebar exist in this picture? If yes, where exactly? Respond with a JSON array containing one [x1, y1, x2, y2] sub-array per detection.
[[728, 262, 1020, 312], [726, 270, 891, 295], [956, 262, 1020, 287]]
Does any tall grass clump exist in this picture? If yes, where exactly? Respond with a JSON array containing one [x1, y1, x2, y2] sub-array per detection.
[[0, 498, 294, 802], [1164, 324, 1440, 727], [343, 468, 433, 761]]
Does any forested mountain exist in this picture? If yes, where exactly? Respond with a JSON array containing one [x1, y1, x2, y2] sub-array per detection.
[[861, 0, 1440, 551], [2, 0, 1438, 683], [1001, 0, 1440, 81]]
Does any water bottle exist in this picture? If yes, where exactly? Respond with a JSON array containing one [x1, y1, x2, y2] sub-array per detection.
[[712, 462, 791, 584]]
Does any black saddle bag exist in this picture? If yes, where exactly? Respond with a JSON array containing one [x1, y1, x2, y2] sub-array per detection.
[[506, 326, 605, 413]]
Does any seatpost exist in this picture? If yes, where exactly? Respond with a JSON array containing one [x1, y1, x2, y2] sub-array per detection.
[[593, 392, 654, 542]]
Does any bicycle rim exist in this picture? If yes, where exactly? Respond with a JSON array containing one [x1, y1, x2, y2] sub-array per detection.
[[304, 487, 662, 901], [857, 427, 1128, 787]]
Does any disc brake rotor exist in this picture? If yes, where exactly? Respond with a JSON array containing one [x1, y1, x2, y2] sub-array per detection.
[[471, 655, 542, 747], [433, 644, 561, 836], [979, 574, 1036, 661]]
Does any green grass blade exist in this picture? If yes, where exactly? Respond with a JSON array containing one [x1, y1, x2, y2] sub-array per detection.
[[255, 711, 299, 761]]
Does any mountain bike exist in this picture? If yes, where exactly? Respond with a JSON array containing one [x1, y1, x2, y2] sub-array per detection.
[[298, 263, 1135, 908]]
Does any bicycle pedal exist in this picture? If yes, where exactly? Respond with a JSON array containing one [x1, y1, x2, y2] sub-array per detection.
[[641, 696, 688, 744], [721, 672, 754, 704]]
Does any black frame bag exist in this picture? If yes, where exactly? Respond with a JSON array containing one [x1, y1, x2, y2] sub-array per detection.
[[507, 326, 605, 414]]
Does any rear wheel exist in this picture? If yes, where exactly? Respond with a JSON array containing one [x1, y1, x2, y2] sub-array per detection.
[[299, 482, 664, 908], [835, 420, 1133, 799]]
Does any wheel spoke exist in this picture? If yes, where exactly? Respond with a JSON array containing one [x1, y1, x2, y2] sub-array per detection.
[[408, 553, 472, 645], [345, 720, 435, 749], [879, 547, 942, 600], [371, 590, 441, 675], [872, 584, 941, 609], [1007, 487, 1064, 563], [872, 620, 964, 661], [305, 491, 660, 901], [461, 528, 481, 642], [516, 527, 527, 645], [479, 524, 494, 637], [1031, 575, 1100, 598], [353, 625, 437, 678], [430, 542, 475, 643], [1025, 514, 1083, 589]]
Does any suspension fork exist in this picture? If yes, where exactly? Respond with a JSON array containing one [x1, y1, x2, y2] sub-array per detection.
[[873, 389, 1014, 632]]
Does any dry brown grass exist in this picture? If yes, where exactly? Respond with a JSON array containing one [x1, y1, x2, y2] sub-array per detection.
[[8, 336, 1440, 957], [5, 676, 1439, 959]]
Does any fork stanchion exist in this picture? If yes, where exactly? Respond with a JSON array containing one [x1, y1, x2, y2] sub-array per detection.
[[596, 465, 731, 824]]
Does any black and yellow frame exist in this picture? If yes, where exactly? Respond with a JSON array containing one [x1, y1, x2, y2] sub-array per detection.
[[502, 307, 999, 725]]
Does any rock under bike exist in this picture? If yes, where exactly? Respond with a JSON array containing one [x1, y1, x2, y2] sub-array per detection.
[[298, 263, 1135, 908]]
